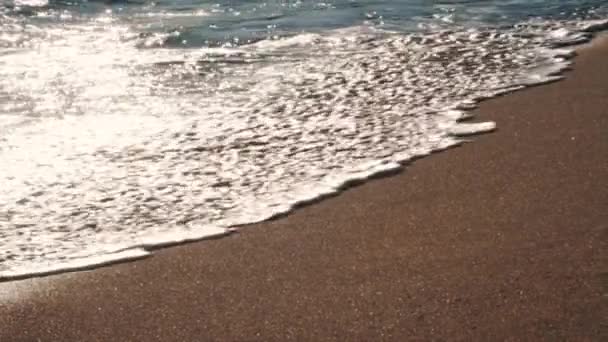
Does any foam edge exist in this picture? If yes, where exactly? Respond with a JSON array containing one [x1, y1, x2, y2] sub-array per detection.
[[448, 121, 497, 137], [0, 226, 235, 282]]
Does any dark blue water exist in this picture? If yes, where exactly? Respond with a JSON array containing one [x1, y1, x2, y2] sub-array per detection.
[[4, 0, 608, 48]]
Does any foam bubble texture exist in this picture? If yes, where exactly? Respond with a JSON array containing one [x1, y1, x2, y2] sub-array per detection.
[[0, 16, 606, 280]]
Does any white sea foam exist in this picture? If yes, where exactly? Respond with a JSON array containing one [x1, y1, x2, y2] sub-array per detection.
[[448, 122, 496, 137], [0, 249, 150, 281], [135, 9, 210, 19], [0, 14, 606, 281]]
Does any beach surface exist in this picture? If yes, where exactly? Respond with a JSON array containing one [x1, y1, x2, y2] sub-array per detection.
[[1, 36, 607, 341]]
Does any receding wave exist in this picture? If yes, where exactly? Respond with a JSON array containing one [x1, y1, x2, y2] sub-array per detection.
[[0, 2, 607, 280]]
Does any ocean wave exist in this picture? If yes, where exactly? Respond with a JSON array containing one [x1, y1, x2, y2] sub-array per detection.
[[0, 8, 607, 280]]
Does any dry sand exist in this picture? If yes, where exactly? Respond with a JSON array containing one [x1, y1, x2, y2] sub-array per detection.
[[1, 37, 607, 342]]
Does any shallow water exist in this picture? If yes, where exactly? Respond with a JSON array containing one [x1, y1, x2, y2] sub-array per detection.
[[0, 0, 607, 280]]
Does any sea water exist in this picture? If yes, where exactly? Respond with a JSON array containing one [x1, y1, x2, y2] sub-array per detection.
[[0, 0, 607, 280]]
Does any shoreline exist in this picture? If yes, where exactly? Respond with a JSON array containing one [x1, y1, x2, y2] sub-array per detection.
[[1, 35, 607, 341], [3, 21, 607, 283]]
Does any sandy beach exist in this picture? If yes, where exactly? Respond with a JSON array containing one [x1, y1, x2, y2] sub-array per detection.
[[1, 35, 607, 341]]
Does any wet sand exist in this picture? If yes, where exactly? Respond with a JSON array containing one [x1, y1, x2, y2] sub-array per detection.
[[1, 37, 607, 341]]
